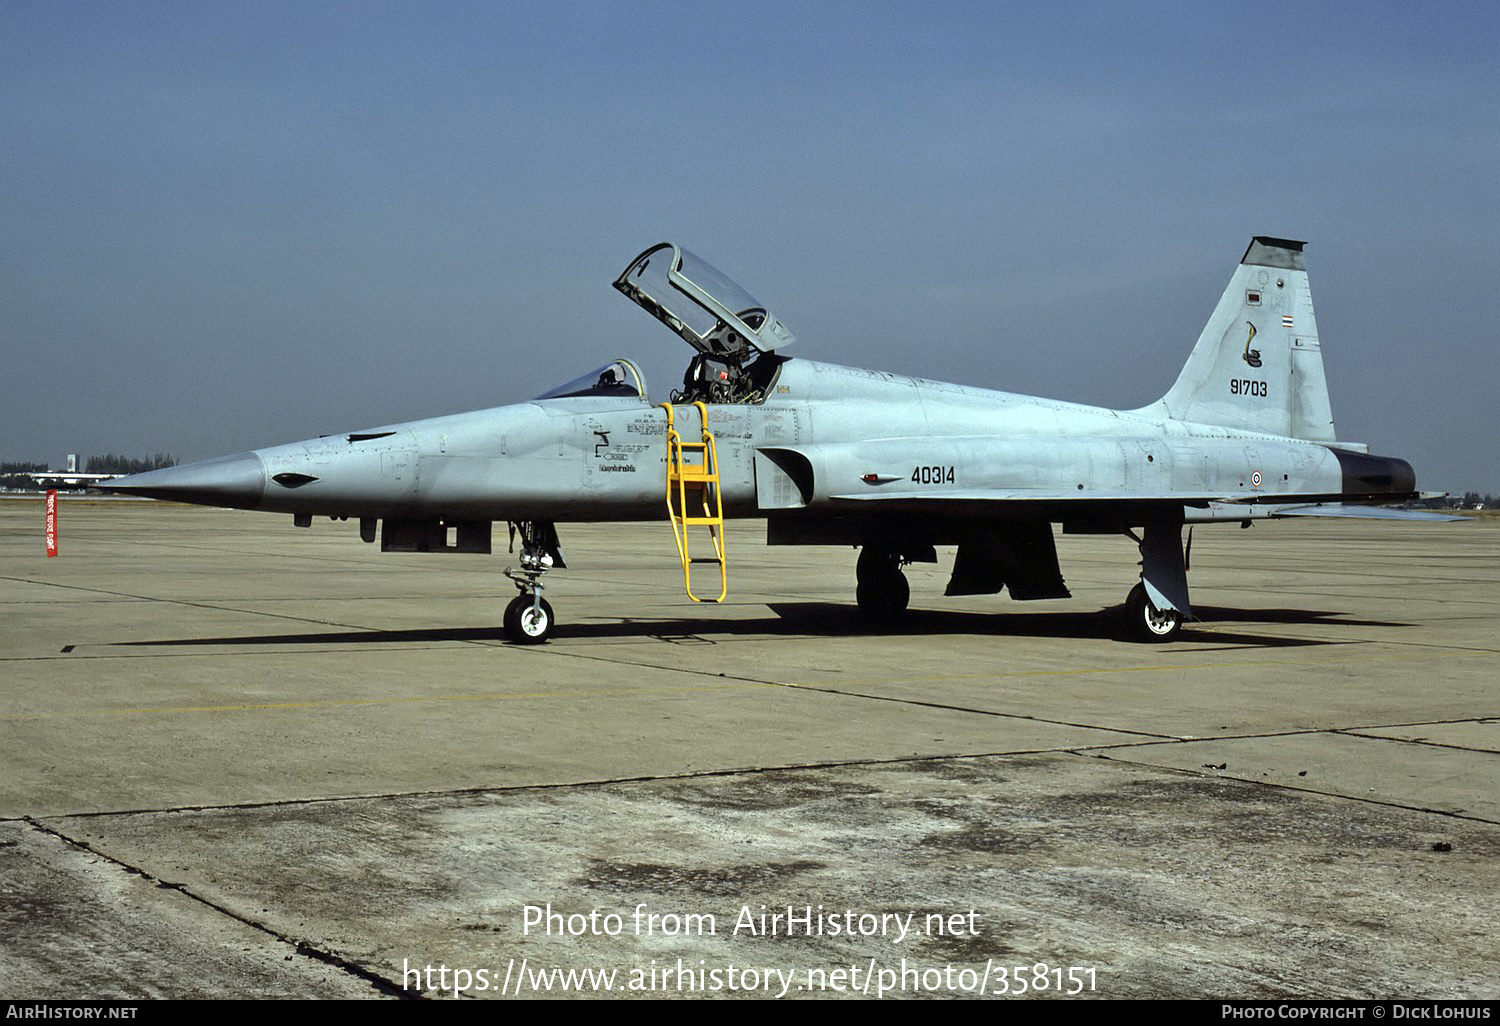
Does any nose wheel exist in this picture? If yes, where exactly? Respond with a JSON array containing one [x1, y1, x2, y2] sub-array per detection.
[[503, 593, 555, 644]]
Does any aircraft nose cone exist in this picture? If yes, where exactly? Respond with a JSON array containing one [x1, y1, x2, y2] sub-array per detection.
[[103, 452, 268, 509]]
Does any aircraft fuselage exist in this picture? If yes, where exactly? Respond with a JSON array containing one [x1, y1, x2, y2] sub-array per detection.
[[190, 357, 1408, 528]]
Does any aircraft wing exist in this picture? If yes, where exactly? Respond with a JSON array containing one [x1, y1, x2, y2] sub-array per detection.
[[823, 490, 1467, 523], [825, 488, 1210, 507], [1261, 503, 1468, 522]]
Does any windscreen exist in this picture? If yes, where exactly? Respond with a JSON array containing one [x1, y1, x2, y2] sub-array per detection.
[[534, 359, 647, 401]]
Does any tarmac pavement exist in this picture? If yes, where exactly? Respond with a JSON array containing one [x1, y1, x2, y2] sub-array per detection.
[[2, 499, 1496, 999]]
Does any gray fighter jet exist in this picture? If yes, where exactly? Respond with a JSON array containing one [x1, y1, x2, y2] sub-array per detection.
[[106, 237, 1455, 643]]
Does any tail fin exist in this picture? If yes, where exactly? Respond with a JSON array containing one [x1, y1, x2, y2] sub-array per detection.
[[1139, 237, 1336, 442]]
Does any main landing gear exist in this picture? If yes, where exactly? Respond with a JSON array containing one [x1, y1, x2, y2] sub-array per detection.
[[1125, 581, 1183, 642], [1123, 523, 1190, 643], [502, 521, 564, 644], [856, 546, 910, 621]]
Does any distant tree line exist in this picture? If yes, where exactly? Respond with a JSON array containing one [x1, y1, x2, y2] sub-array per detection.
[[86, 453, 177, 474], [0, 462, 49, 490], [0, 455, 178, 491]]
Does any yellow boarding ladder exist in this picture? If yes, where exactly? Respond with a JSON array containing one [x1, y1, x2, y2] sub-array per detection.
[[660, 401, 727, 602]]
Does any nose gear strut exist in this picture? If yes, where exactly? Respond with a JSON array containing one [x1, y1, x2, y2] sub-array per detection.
[[502, 521, 565, 644]]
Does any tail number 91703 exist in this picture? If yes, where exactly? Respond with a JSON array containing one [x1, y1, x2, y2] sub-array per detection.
[[913, 465, 955, 484], [1231, 379, 1268, 397]]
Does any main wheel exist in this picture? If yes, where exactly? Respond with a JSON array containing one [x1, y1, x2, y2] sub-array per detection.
[[856, 548, 910, 620], [1126, 582, 1182, 642], [504, 595, 555, 644]]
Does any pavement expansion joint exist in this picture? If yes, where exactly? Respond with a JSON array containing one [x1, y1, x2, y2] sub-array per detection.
[[1332, 728, 1500, 756], [20, 816, 415, 1000], [516, 647, 1192, 739], [1080, 749, 1500, 825]]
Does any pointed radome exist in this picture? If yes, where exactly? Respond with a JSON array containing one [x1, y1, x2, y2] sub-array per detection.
[[104, 452, 267, 509]]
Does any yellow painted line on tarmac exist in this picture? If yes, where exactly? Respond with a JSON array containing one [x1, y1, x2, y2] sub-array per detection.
[[805, 643, 1493, 691], [794, 660, 1328, 690], [8, 641, 1490, 723], [0, 656, 1273, 721], [0, 660, 1262, 723], [0, 679, 790, 721]]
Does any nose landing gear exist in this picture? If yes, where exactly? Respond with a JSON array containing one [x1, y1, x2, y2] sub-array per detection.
[[502, 521, 564, 644]]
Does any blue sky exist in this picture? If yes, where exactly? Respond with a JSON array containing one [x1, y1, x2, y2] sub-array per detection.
[[4, 1, 1497, 492]]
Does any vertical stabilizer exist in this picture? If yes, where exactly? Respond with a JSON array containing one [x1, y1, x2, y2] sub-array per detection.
[[1139, 238, 1336, 442]]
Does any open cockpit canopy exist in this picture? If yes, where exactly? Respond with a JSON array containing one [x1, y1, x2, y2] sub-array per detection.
[[614, 243, 795, 361]]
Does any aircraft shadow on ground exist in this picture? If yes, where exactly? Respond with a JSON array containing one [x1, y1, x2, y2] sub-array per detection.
[[106, 603, 1407, 650]]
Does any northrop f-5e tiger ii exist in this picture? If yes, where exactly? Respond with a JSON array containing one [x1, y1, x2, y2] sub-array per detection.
[[107, 237, 1456, 643]]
